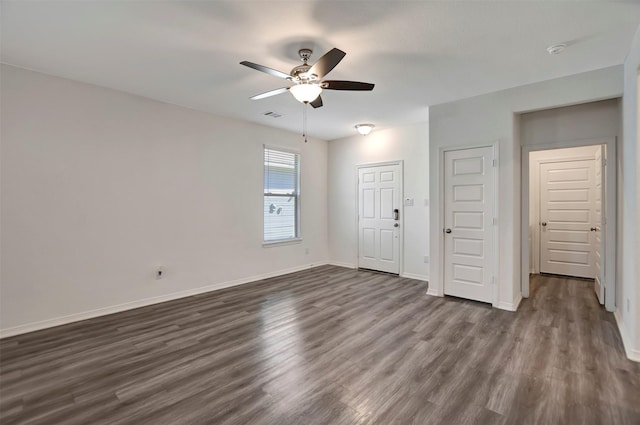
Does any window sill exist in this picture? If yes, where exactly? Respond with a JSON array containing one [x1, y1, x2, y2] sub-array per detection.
[[263, 238, 303, 248]]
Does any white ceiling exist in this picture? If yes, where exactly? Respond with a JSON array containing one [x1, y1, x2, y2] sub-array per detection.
[[2, 1, 640, 140]]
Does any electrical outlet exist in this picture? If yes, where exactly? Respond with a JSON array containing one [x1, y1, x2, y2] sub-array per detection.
[[628, 298, 631, 313], [156, 267, 164, 280], [424, 256, 429, 264], [305, 248, 310, 255]]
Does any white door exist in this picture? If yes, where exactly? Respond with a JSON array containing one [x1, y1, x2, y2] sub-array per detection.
[[593, 147, 605, 303], [540, 160, 596, 279], [358, 164, 401, 274], [443, 147, 495, 304]]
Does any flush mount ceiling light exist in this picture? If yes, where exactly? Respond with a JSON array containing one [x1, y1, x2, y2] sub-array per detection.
[[546, 43, 567, 55], [355, 124, 375, 136], [289, 83, 322, 103]]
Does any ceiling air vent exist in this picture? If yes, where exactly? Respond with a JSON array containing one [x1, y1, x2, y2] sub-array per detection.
[[263, 111, 282, 118]]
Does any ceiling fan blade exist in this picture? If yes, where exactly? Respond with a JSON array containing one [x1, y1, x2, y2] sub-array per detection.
[[308, 48, 346, 78], [240, 61, 290, 80], [322, 80, 375, 91], [250, 87, 289, 100], [309, 95, 323, 108]]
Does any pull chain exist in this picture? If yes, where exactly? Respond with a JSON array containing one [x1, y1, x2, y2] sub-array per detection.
[[302, 103, 308, 143]]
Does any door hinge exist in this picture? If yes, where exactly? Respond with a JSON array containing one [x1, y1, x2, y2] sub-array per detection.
[[492, 276, 496, 285], [492, 158, 498, 167], [492, 217, 498, 225], [603, 159, 607, 167]]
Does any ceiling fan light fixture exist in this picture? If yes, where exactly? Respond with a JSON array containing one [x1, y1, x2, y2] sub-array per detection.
[[355, 124, 374, 136], [289, 83, 322, 103]]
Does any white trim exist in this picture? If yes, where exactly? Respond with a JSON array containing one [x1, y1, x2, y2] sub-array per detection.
[[498, 294, 522, 311], [491, 142, 500, 307], [529, 146, 604, 274], [262, 143, 301, 155], [437, 142, 500, 307], [435, 146, 446, 298], [614, 310, 640, 362], [426, 287, 441, 297], [0, 262, 321, 339], [356, 160, 404, 168], [401, 272, 429, 282], [328, 261, 357, 269], [262, 238, 303, 247], [529, 150, 599, 275], [263, 146, 301, 244], [520, 137, 616, 311], [355, 160, 404, 275]]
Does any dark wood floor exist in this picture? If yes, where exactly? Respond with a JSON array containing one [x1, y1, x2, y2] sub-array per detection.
[[1, 266, 639, 425]]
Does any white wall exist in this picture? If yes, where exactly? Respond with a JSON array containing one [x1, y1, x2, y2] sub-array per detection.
[[0, 64, 329, 336], [328, 123, 429, 281], [429, 65, 623, 312], [619, 24, 640, 360], [520, 99, 621, 146]]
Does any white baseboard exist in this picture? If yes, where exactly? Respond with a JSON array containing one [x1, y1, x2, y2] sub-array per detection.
[[426, 287, 442, 297], [327, 261, 356, 269], [401, 272, 429, 282], [497, 294, 522, 312], [0, 262, 324, 339], [614, 310, 640, 362]]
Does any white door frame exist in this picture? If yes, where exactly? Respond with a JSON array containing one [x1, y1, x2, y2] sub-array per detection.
[[530, 151, 599, 274], [355, 160, 404, 274], [437, 142, 500, 307], [521, 137, 616, 311]]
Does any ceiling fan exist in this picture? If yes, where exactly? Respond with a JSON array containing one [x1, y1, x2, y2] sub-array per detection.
[[240, 48, 374, 108]]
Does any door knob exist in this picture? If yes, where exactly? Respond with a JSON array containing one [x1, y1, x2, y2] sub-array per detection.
[[445, 228, 452, 234], [590, 227, 597, 232], [394, 223, 399, 228], [541, 222, 547, 227]]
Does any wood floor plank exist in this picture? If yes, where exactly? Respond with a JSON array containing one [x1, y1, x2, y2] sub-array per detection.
[[1, 267, 639, 424]]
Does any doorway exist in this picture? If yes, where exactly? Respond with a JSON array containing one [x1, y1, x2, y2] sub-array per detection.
[[357, 161, 403, 274], [521, 140, 616, 311], [533, 148, 600, 280]]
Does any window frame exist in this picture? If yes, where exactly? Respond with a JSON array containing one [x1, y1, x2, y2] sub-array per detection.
[[263, 145, 301, 246]]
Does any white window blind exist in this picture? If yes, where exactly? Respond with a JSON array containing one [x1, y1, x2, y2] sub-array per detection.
[[264, 147, 300, 242]]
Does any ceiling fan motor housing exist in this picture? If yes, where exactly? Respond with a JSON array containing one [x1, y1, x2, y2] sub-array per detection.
[[291, 49, 317, 80], [291, 64, 316, 80]]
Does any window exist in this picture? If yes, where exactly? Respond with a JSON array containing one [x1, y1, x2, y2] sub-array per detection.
[[264, 147, 300, 243]]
